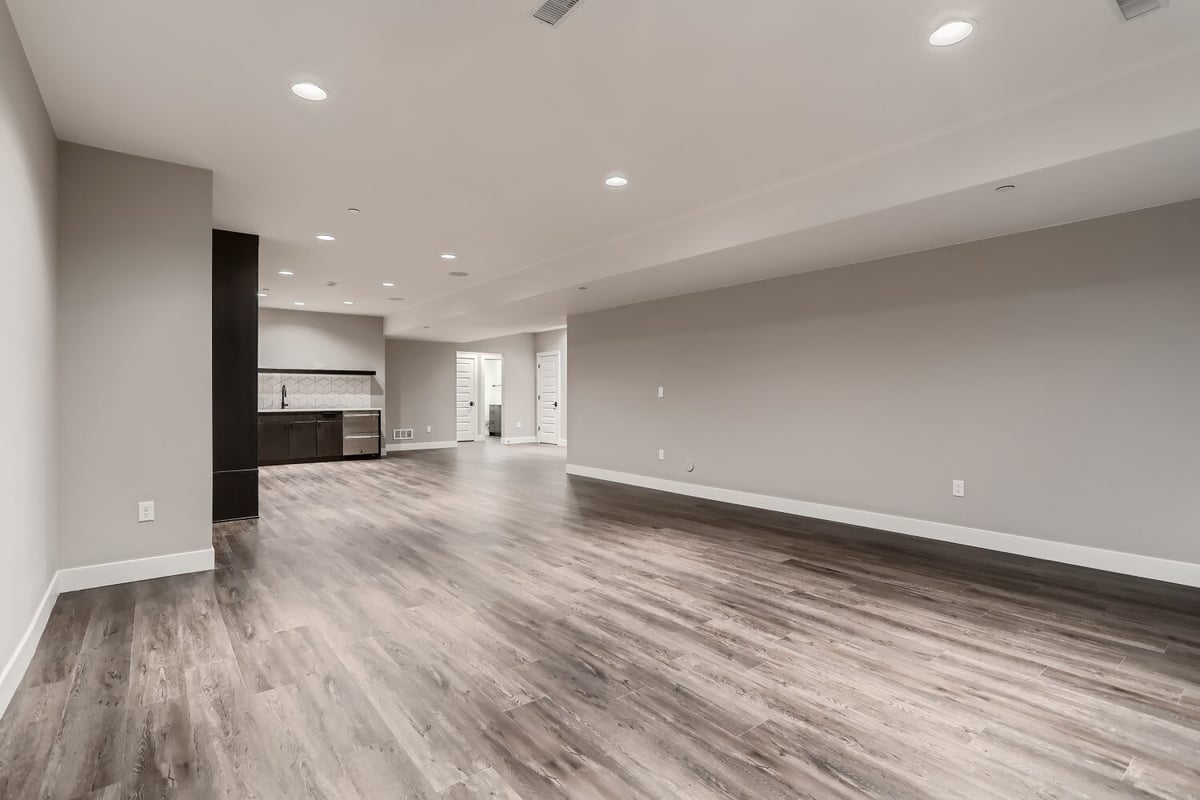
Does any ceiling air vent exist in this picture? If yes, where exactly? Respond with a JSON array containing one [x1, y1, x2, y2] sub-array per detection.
[[1115, 0, 1161, 20], [532, 0, 585, 26]]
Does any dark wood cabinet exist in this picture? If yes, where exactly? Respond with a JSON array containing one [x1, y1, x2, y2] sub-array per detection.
[[288, 420, 318, 460], [317, 418, 343, 458], [258, 419, 290, 464], [258, 410, 369, 466]]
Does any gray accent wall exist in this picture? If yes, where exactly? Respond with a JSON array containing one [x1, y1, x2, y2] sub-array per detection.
[[56, 143, 214, 569], [384, 332, 539, 447], [1, 1, 58, 678], [569, 200, 1200, 564], [258, 308, 386, 411], [385, 339, 457, 445]]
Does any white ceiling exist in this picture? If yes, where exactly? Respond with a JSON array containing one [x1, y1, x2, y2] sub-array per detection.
[[10, 0, 1200, 341]]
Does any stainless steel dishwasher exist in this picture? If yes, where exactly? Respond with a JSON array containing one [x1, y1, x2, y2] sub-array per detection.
[[342, 411, 381, 457]]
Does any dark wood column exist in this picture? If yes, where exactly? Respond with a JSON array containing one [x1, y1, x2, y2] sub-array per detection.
[[212, 229, 259, 521]]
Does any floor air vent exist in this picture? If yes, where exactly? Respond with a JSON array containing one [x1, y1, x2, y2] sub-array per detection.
[[532, 0, 584, 26], [1115, 0, 1161, 20]]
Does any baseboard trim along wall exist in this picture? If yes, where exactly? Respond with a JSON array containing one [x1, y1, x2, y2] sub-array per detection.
[[565, 464, 1200, 588], [503, 436, 537, 445], [1, 546, 216, 717], [0, 578, 58, 721], [386, 441, 458, 453], [57, 547, 216, 593]]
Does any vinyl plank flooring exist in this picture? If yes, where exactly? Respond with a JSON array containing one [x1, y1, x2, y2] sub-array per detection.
[[3, 441, 1199, 798], [0, 680, 68, 798]]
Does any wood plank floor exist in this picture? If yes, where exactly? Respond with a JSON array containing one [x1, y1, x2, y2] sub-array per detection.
[[3, 441, 1200, 799]]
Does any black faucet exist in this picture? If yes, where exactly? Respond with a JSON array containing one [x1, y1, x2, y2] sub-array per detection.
[[281, 384, 288, 409]]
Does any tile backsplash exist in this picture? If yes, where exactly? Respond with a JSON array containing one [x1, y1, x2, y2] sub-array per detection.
[[258, 372, 373, 410]]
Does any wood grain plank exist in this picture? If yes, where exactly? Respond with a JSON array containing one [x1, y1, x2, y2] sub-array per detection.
[[2, 442, 1198, 798]]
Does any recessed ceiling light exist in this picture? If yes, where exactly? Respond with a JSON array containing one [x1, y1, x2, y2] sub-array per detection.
[[293, 301, 306, 306], [423, 325, 430, 329], [448, 271, 469, 277], [315, 234, 336, 241], [994, 184, 1016, 192], [578, 286, 588, 290], [291, 82, 328, 102], [347, 207, 360, 215], [388, 297, 405, 301], [278, 270, 294, 276], [342, 300, 355, 305], [381, 281, 396, 287], [604, 175, 629, 188], [440, 253, 457, 261], [929, 20, 975, 47]]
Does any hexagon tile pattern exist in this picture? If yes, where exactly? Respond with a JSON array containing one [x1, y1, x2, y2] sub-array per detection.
[[258, 372, 373, 409]]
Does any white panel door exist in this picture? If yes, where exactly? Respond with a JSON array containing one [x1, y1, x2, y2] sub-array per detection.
[[536, 351, 560, 444], [456, 355, 477, 442]]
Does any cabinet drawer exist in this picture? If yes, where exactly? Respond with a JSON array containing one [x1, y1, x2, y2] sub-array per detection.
[[341, 412, 379, 435], [343, 433, 380, 456]]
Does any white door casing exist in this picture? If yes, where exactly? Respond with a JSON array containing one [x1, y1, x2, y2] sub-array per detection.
[[537, 350, 561, 445], [456, 354, 478, 442]]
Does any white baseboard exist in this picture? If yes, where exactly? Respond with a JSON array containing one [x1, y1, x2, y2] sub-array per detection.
[[386, 441, 458, 452], [57, 547, 216, 593], [2, 545, 215, 717], [565, 464, 1200, 588], [503, 436, 537, 445], [0, 575, 58, 721]]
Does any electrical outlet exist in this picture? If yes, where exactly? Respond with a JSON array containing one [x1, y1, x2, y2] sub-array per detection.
[[426, 425, 432, 433], [952, 480, 965, 498], [517, 421, 522, 429], [657, 386, 664, 398], [658, 449, 665, 461], [137, 500, 155, 522]]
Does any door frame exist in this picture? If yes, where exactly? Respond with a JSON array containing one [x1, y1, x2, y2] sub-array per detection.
[[477, 353, 503, 438], [456, 351, 503, 441], [536, 349, 562, 445]]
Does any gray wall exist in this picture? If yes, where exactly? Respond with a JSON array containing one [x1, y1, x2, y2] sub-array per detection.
[[385, 339, 457, 445], [384, 332, 539, 446], [259, 308, 386, 410], [569, 200, 1200, 564], [534, 328, 568, 443], [56, 143, 213, 569], [462, 333, 536, 440], [0, 2, 58, 677]]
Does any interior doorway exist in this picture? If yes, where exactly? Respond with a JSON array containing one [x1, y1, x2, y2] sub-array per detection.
[[456, 351, 503, 442], [482, 355, 503, 437]]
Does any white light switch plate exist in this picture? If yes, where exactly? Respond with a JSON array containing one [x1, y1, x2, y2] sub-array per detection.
[[657, 386, 664, 398], [952, 480, 965, 498], [658, 449, 665, 461], [138, 500, 155, 522]]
